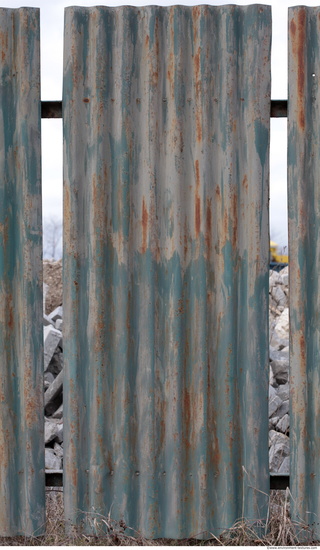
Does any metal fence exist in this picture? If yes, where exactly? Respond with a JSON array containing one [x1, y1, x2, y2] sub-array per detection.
[[0, 8, 44, 537], [288, 5, 320, 530], [0, 3, 318, 541]]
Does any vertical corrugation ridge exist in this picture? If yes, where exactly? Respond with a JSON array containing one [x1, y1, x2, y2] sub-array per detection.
[[0, 8, 44, 536], [63, 5, 271, 538], [288, 6, 320, 534]]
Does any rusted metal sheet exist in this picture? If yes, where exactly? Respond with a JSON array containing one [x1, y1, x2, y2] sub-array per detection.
[[63, 5, 271, 538], [288, 7, 320, 534], [0, 8, 44, 536]]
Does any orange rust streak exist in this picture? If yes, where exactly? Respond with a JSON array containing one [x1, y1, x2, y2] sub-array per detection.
[[242, 174, 248, 191], [232, 193, 238, 249], [195, 160, 201, 238], [297, 10, 306, 131], [141, 197, 149, 254], [7, 296, 13, 332], [290, 10, 306, 131], [205, 198, 212, 255], [194, 47, 202, 142], [300, 332, 306, 369]]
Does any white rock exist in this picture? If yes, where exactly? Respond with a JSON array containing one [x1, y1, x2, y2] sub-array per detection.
[[269, 384, 277, 399], [280, 267, 289, 286], [271, 286, 287, 309], [45, 448, 62, 470], [269, 416, 279, 428], [55, 319, 63, 331], [44, 326, 62, 371], [269, 395, 282, 417], [269, 432, 290, 472], [43, 314, 55, 327], [271, 360, 289, 385], [43, 283, 49, 314], [48, 306, 63, 323], [52, 403, 63, 419], [277, 383, 289, 401], [44, 370, 63, 415], [276, 399, 289, 418], [274, 308, 289, 339], [276, 414, 290, 434], [53, 442, 64, 459], [269, 270, 282, 287], [45, 419, 63, 445], [278, 455, 290, 474]]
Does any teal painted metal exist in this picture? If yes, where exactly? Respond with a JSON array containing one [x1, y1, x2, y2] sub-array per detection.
[[63, 5, 271, 538], [288, 6, 320, 536], [0, 8, 44, 536]]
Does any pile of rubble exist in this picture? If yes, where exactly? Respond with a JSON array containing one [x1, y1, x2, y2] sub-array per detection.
[[269, 267, 290, 474], [44, 305, 64, 470], [43, 260, 64, 471]]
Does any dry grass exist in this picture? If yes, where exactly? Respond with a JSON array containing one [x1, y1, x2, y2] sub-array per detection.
[[0, 488, 319, 546]]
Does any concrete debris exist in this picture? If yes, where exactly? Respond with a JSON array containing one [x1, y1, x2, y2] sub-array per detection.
[[269, 266, 290, 474], [45, 418, 63, 445], [269, 430, 290, 473], [53, 442, 64, 460], [44, 326, 62, 371], [44, 371, 55, 391], [44, 370, 63, 416], [55, 318, 63, 331], [278, 456, 290, 474], [48, 305, 63, 324], [43, 314, 55, 327], [269, 394, 283, 418], [45, 448, 62, 470], [43, 299, 65, 470], [51, 403, 63, 420], [276, 414, 290, 434]]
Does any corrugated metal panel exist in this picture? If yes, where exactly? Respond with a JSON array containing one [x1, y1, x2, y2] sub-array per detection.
[[0, 9, 44, 536], [288, 6, 320, 533], [63, 5, 271, 538]]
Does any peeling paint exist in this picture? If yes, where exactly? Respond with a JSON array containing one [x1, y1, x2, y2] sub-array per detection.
[[0, 8, 44, 536], [63, 5, 271, 539], [289, 6, 320, 535]]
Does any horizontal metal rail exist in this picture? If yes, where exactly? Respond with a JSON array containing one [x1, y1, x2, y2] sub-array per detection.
[[44, 471, 289, 490], [41, 100, 288, 119]]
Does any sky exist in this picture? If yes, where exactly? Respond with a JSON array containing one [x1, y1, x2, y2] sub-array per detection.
[[2, 0, 314, 253]]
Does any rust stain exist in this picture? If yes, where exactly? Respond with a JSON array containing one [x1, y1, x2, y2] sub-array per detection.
[[126, 290, 131, 331], [179, 131, 184, 153], [0, 30, 8, 63], [300, 332, 306, 369], [205, 198, 212, 256], [291, 9, 306, 131], [192, 5, 201, 20], [145, 34, 149, 47], [151, 20, 160, 87], [231, 193, 238, 249], [83, 98, 90, 103], [24, 367, 37, 428], [194, 46, 202, 142], [141, 197, 149, 254], [242, 174, 248, 191], [183, 218, 189, 263], [183, 389, 191, 449], [7, 294, 13, 332], [195, 160, 201, 237]]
